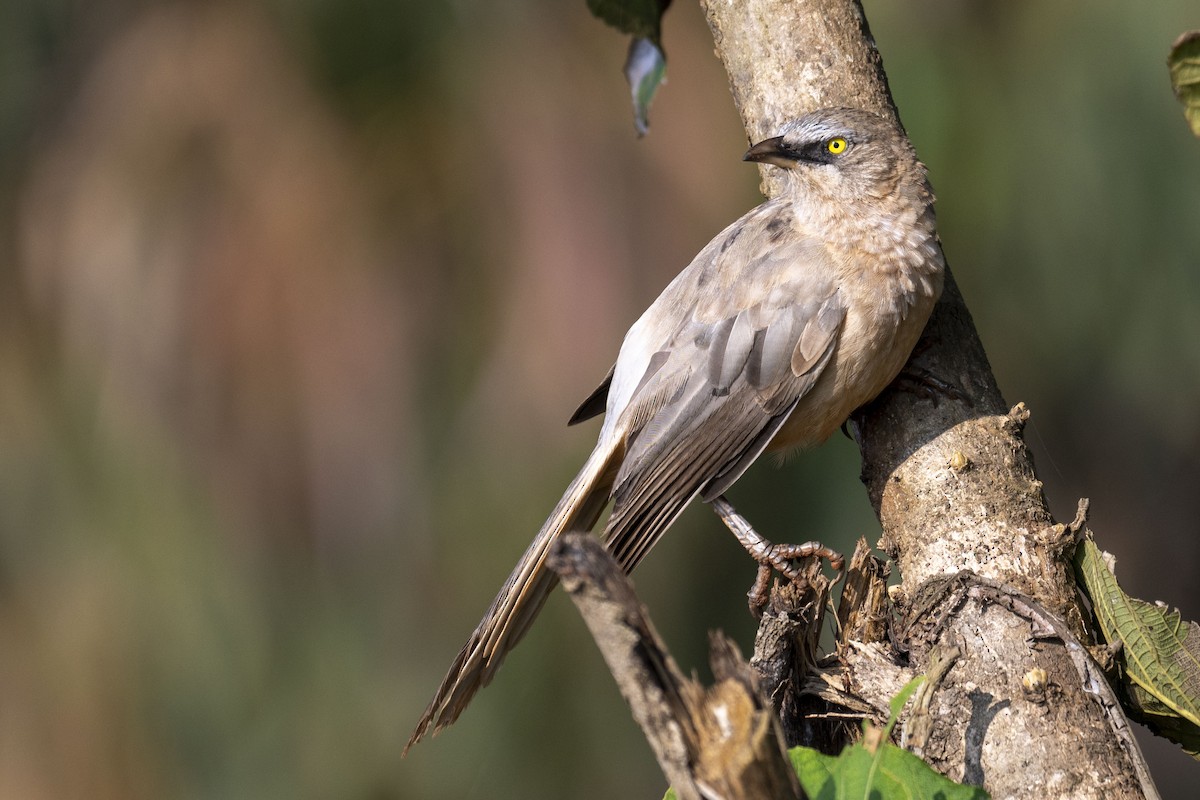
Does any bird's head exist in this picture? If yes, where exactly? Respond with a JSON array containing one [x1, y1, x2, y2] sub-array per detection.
[[743, 108, 925, 200]]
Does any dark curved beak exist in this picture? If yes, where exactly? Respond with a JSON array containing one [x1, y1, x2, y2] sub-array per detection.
[[743, 136, 801, 168]]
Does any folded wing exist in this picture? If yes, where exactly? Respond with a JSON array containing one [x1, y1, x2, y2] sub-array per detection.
[[599, 206, 847, 572]]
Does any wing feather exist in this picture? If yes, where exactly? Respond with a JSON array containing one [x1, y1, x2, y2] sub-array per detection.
[[595, 201, 848, 574], [794, 296, 846, 376], [567, 365, 614, 426], [750, 309, 795, 389], [712, 309, 757, 394]]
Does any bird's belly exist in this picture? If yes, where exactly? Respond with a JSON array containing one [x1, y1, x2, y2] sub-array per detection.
[[766, 302, 929, 452]]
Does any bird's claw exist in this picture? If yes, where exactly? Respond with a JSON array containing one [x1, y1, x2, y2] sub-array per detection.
[[745, 540, 845, 617], [710, 495, 844, 616]]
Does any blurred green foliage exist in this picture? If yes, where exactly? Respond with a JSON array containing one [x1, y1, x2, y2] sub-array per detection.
[[0, 1, 1198, 798]]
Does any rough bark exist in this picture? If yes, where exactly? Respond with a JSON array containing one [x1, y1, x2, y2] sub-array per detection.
[[699, 0, 1157, 797], [548, 534, 801, 800]]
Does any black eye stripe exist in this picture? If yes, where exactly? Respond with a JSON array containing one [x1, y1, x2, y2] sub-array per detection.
[[790, 135, 854, 164]]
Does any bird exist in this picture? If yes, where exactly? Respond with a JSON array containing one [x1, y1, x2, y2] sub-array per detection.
[[405, 107, 945, 753]]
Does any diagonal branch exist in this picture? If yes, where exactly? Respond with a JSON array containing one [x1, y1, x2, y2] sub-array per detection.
[[547, 533, 800, 800], [699, 0, 1157, 797]]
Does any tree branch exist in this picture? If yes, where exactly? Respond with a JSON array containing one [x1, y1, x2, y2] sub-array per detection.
[[699, 0, 1159, 796], [547, 533, 800, 800]]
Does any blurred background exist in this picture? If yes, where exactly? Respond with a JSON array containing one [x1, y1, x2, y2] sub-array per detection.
[[1, 0, 1197, 797]]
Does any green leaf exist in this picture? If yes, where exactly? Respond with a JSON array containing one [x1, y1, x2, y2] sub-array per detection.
[[1169, 31, 1200, 137], [586, 0, 669, 41], [1075, 538, 1200, 724], [665, 674, 985, 799], [586, 0, 671, 134], [789, 742, 988, 800], [886, 677, 925, 735], [1126, 684, 1200, 759], [784, 675, 985, 800], [625, 38, 666, 136], [1075, 537, 1200, 755]]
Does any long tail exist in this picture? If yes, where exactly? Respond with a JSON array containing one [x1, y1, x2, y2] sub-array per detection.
[[404, 439, 622, 753]]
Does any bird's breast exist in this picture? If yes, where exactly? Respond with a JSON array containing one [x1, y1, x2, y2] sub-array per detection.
[[767, 256, 942, 452]]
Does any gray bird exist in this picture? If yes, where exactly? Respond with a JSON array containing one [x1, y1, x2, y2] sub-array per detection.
[[406, 107, 944, 752]]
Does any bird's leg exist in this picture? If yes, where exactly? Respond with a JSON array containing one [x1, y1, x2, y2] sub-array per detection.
[[709, 495, 844, 616]]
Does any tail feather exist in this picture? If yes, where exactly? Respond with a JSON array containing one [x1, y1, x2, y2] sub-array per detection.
[[404, 439, 621, 753]]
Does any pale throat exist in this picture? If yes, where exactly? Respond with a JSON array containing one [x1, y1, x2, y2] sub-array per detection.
[[787, 177, 942, 287]]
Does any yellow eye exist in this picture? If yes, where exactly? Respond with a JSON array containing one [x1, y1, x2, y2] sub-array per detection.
[[827, 137, 848, 155]]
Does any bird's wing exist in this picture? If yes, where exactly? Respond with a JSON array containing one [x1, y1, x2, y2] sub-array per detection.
[[600, 204, 847, 573], [567, 364, 614, 426]]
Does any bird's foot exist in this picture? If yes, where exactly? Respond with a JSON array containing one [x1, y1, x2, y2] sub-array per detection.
[[710, 495, 844, 617], [893, 365, 971, 407]]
